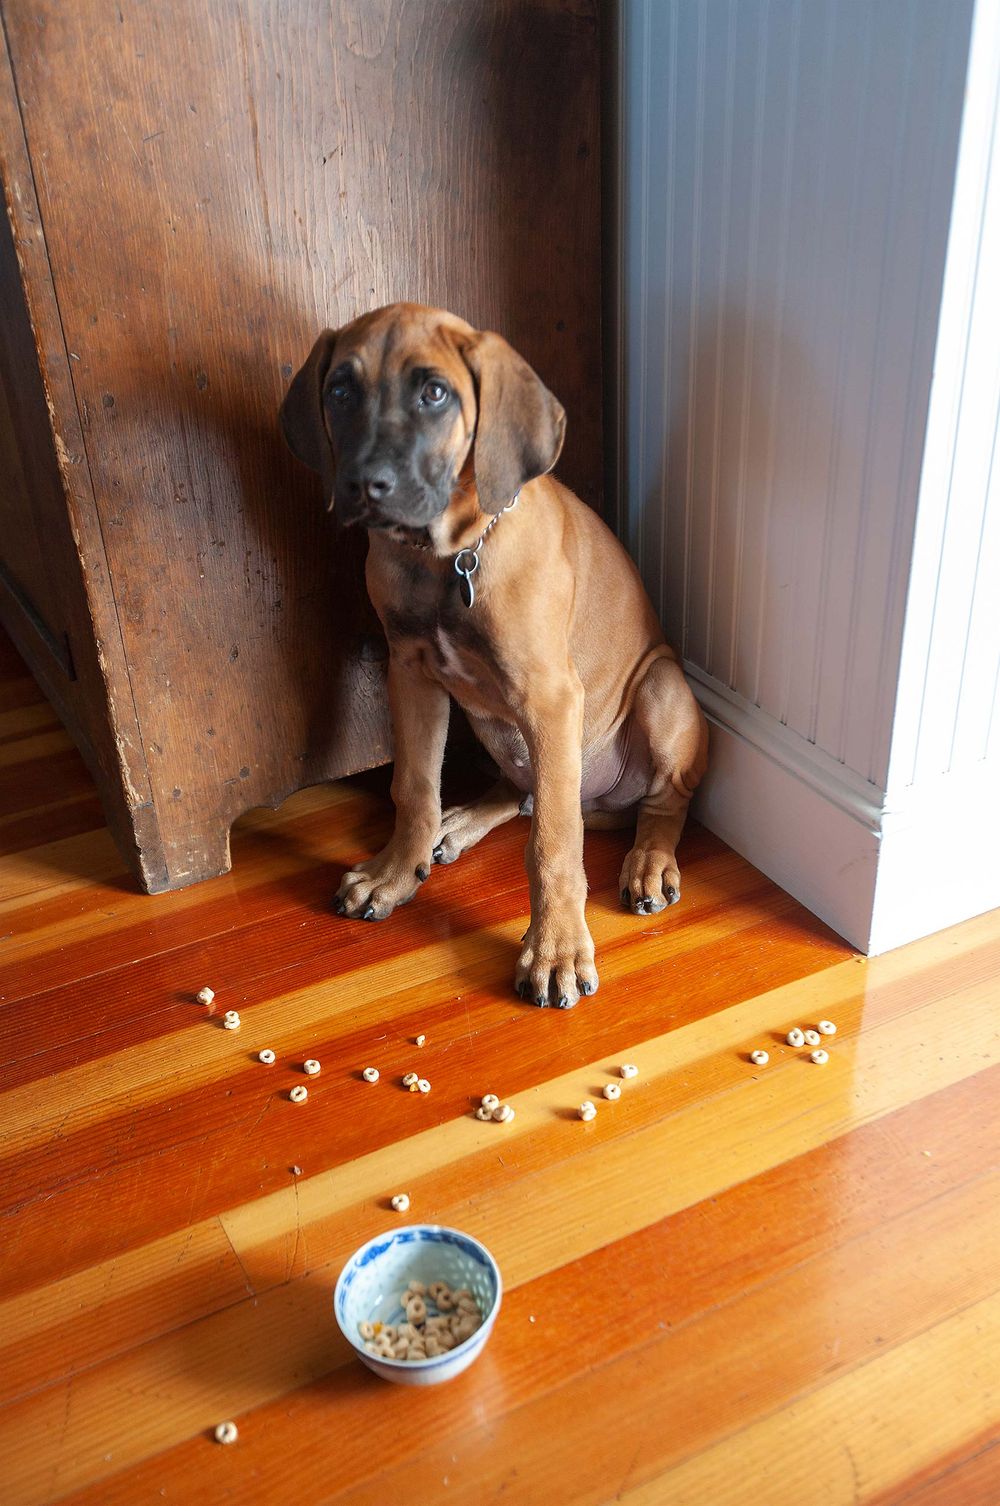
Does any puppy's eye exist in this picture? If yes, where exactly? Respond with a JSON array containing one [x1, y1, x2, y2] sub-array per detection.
[[420, 379, 449, 408], [329, 381, 354, 408]]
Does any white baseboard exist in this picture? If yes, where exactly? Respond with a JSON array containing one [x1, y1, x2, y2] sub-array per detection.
[[684, 665, 884, 826], [692, 708, 879, 952], [869, 761, 1000, 954], [689, 676, 1000, 955]]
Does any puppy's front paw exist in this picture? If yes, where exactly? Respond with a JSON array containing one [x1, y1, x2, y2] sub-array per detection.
[[334, 848, 431, 921], [515, 914, 598, 1009], [619, 846, 682, 916]]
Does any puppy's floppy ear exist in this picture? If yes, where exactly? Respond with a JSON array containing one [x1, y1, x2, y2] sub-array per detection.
[[279, 330, 338, 502], [462, 332, 566, 514]]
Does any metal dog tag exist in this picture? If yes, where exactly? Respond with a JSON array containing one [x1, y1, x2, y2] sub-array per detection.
[[454, 548, 480, 608], [451, 495, 517, 608]]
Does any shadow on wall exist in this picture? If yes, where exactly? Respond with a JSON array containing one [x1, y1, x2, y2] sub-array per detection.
[[652, 302, 828, 708], [456, 1, 603, 514]]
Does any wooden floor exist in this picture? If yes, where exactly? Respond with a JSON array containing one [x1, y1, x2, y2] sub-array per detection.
[[2, 625, 1000, 1506]]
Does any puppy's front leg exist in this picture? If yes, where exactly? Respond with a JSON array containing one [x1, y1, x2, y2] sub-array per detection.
[[336, 656, 449, 921], [516, 670, 598, 1007]]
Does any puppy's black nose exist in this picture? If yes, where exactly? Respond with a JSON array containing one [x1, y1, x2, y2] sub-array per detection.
[[348, 466, 397, 503]]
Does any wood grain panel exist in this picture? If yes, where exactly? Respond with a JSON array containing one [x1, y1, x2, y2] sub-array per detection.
[[1, 0, 601, 890], [0, 207, 74, 680], [0, 26, 156, 878]]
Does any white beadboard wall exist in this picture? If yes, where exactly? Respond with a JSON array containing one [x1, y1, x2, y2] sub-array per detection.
[[871, 0, 1000, 953], [615, 0, 1000, 951]]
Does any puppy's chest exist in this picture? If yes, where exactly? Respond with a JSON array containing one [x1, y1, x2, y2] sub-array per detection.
[[423, 623, 476, 684], [383, 598, 505, 705]]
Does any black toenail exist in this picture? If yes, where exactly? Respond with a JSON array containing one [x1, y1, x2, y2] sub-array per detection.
[[557, 994, 569, 1008], [535, 993, 548, 1008], [334, 898, 346, 915], [580, 979, 594, 996], [432, 845, 444, 863], [666, 886, 679, 904], [363, 904, 376, 920], [516, 981, 527, 999], [621, 888, 630, 905], [415, 865, 429, 882]]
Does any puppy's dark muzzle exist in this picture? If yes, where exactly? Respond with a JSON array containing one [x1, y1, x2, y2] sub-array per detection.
[[346, 466, 398, 505], [334, 464, 450, 530], [333, 464, 397, 524]]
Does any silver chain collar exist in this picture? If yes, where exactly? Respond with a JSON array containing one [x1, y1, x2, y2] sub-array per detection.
[[453, 491, 520, 607]]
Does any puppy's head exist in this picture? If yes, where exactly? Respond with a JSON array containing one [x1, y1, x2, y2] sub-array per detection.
[[279, 302, 566, 530]]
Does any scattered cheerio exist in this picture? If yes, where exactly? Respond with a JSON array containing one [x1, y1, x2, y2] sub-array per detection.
[[402, 1072, 419, 1089], [474, 1105, 493, 1121], [786, 1028, 805, 1048], [257, 1048, 275, 1065], [492, 1103, 515, 1122], [817, 1020, 837, 1035], [803, 1029, 821, 1047], [417, 1078, 431, 1094], [415, 1034, 426, 1047], [223, 1012, 241, 1032], [362, 1066, 379, 1083], [603, 1082, 622, 1100], [197, 987, 215, 1006], [810, 1048, 829, 1065], [750, 1049, 769, 1066], [289, 1085, 308, 1103], [481, 1094, 500, 1111], [578, 1100, 597, 1121], [390, 1192, 410, 1212], [214, 1421, 238, 1445], [619, 1063, 639, 1079], [303, 1059, 321, 1076]]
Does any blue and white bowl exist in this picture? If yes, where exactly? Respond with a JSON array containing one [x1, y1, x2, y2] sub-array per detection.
[[334, 1224, 502, 1386]]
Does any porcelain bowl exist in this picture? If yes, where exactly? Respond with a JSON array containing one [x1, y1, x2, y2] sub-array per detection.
[[334, 1224, 502, 1386]]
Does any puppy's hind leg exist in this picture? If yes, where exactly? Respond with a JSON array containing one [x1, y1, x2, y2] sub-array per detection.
[[619, 654, 708, 916], [433, 779, 526, 865]]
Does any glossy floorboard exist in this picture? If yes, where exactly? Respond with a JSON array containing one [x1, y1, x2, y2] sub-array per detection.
[[1, 627, 998, 1506]]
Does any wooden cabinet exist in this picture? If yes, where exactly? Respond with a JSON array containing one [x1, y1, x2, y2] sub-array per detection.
[[0, 0, 601, 891]]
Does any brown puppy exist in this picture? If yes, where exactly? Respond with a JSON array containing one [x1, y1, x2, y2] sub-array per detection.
[[281, 303, 708, 1007]]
